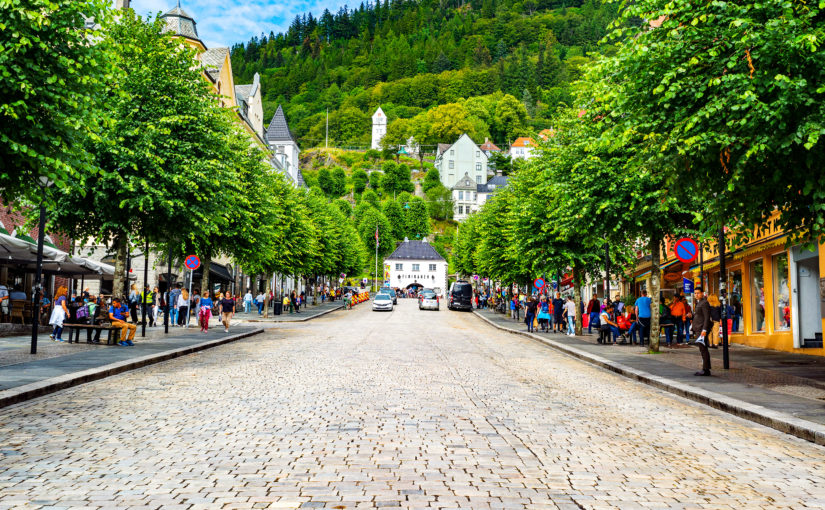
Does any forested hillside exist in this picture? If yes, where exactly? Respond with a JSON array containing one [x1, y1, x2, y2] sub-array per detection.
[[230, 0, 618, 149]]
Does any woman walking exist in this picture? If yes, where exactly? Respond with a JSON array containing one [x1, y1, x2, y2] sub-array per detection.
[[49, 286, 69, 342], [525, 296, 538, 333], [128, 283, 139, 324], [564, 296, 577, 336], [219, 292, 235, 333], [198, 290, 213, 333]]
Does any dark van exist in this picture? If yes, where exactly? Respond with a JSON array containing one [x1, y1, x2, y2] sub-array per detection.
[[448, 281, 474, 311]]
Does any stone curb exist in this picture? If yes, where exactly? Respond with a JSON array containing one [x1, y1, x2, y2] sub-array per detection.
[[0, 328, 265, 410], [473, 310, 825, 446], [245, 303, 345, 323]]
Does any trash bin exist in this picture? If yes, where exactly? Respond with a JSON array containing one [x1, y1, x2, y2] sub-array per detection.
[[274, 302, 282, 315]]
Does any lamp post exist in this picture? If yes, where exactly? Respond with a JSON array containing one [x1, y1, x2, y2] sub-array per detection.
[[31, 176, 54, 355]]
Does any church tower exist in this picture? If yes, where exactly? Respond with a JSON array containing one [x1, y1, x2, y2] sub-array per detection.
[[371, 107, 387, 150]]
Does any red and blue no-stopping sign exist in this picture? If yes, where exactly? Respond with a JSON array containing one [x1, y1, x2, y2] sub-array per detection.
[[533, 277, 546, 290], [184, 254, 201, 270], [673, 238, 699, 264]]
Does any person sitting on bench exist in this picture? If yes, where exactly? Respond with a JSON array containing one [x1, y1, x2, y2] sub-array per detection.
[[599, 304, 621, 344], [88, 296, 111, 344], [110, 298, 137, 346]]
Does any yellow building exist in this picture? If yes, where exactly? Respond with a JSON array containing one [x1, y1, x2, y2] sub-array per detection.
[[631, 216, 824, 356]]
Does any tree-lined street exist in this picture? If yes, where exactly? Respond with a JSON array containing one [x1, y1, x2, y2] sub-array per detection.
[[2, 302, 824, 509]]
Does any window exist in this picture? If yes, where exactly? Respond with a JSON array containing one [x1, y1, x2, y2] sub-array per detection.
[[412, 264, 420, 272], [449, 174, 454, 181], [458, 191, 464, 200], [476, 163, 481, 172], [449, 160, 454, 169], [458, 205, 464, 214], [773, 253, 790, 331], [750, 259, 765, 332], [728, 269, 743, 333], [429, 264, 437, 271], [476, 150, 480, 158], [476, 175, 481, 184], [473, 192, 477, 200], [450, 149, 454, 156], [395, 263, 403, 271]]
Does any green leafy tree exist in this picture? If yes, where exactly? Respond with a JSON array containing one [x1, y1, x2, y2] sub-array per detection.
[[493, 94, 528, 141], [382, 200, 407, 240], [317, 168, 334, 196], [1, 0, 112, 205], [424, 183, 454, 221], [331, 167, 347, 197], [606, 0, 825, 244], [351, 169, 368, 194], [358, 207, 395, 284], [405, 197, 430, 239], [361, 189, 379, 208], [368, 171, 383, 190], [334, 198, 353, 217]]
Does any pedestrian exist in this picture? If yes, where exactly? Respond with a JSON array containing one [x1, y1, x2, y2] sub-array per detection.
[[625, 305, 641, 345], [140, 285, 154, 327], [108, 297, 137, 346], [285, 293, 293, 312], [177, 288, 189, 327], [49, 286, 69, 342], [255, 291, 265, 315], [564, 295, 576, 336], [669, 294, 687, 344], [634, 290, 652, 345], [169, 283, 182, 327], [730, 294, 742, 332], [552, 293, 565, 333], [510, 294, 520, 321], [153, 286, 162, 326], [683, 297, 694, 341], [219, 291, 235, 333], [691, 286, 712, 376], [198, 290, 213, 333], [707, 293, 722, 349], [537, 295, 551, 332], [586, 296, 601, 334], [525, 296, 537, 333], [128, 283, 139, 324]]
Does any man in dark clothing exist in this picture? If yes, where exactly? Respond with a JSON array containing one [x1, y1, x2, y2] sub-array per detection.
[[552, 293, 565, 333], [691, 286, 712, 376]]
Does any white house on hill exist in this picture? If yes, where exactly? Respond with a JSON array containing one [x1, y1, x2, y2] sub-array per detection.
[[372, 107, 387, 150], [434, 133, 488, 189], [384, 239, 448, 297]]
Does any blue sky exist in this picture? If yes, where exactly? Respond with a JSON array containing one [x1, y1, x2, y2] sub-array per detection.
[[128, 0, 347, 49]]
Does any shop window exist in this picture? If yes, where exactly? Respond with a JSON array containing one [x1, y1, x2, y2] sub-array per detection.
[[773, 252, 791, 331], [750, 259, 765, 332], [728, 269, 744, 333]]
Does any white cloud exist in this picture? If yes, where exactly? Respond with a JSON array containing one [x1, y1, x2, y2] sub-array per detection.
[[123, 0, 354, 48]]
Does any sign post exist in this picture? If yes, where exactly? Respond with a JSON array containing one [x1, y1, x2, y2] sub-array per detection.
[[673, 237, 699, 264], [533, 277, 546, 292], [184, 255, 200, 328]]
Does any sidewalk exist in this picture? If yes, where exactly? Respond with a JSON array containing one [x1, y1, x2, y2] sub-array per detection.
[[0, 322, 263, 408], [235, 300, 344, 323], [473, 308, 825, 445]]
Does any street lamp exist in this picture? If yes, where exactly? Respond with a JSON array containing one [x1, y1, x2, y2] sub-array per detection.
[[31, 175, 54, 355]]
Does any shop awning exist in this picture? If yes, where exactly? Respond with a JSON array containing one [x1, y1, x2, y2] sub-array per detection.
[[0, 233, 123, 278], [193, 262, 234, 282], [732, 235, 788, 260], [634, 258, 681, 280]]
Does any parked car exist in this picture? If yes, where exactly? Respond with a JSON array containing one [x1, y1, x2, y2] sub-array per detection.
[[419, 288, 439, 311], [448, 281, 473, 311], [372, 293, 394, 312], [377, 287, 397, 304]]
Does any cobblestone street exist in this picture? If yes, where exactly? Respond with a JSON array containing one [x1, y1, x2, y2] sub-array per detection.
[[1, 300, 824, 509]]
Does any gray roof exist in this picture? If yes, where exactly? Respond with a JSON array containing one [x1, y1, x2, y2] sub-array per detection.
[[160, 5, 201, 43], [386, 240, 445, 261], [235, 84, 252, 104], [452, 173, 476, 191], [436, 143, 452, 157], [200, 47, 228, 82], [266, 105, 295, 143], [477, 175, 509, 193]]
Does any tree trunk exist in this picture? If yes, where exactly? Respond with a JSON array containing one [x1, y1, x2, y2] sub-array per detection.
[[201, 254, 211, 297], [573, 265, 583, 336], [264, 273, 271, 318], [649, 236, 662, 352], [112, 233, 128, 301]]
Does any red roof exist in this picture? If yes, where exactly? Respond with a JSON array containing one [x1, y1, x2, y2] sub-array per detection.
[[480, 140, 500, 152], [510, 137, 535, 148]]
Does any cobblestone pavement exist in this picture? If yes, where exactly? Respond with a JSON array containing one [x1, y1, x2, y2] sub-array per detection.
[[1, 301, 825, 509]]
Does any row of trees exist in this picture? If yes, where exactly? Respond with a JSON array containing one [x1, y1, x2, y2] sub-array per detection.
[[1, 3, 364, 305], [454, 0, 825, 351]]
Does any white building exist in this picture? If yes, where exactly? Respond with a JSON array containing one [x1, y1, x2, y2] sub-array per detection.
[[452, 174, 509, 221], [384, 239, 448, 297], [509, 137, 537, 161], [266, 105, 303, 185], [371, 106, 387, 150], [434, 133, 488, 189]]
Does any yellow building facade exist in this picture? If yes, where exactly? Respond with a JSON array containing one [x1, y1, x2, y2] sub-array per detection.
[[631, 214, 824, 356]]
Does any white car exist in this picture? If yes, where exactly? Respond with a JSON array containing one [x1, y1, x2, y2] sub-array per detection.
[[372, 293, 394, 312], [418, 289, 440, 311]]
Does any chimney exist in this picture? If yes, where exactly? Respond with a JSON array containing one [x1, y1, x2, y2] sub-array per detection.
[[116, 0, 130, 8]]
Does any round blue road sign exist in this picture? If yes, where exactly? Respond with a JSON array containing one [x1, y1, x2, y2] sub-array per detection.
[[533, 277, 546, 290], [674, 238, 699, 264], [184, 254, 201, 270]]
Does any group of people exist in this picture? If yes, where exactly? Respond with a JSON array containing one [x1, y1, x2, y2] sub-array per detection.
[[512, 293, 578, 336], [242, 290, 307, 315]]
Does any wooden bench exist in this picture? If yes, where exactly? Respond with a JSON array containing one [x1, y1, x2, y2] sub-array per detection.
[[62, 323, 122, 345]]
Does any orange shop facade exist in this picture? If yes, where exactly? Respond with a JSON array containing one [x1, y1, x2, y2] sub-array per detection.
[[631, 222, 824, 356]]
